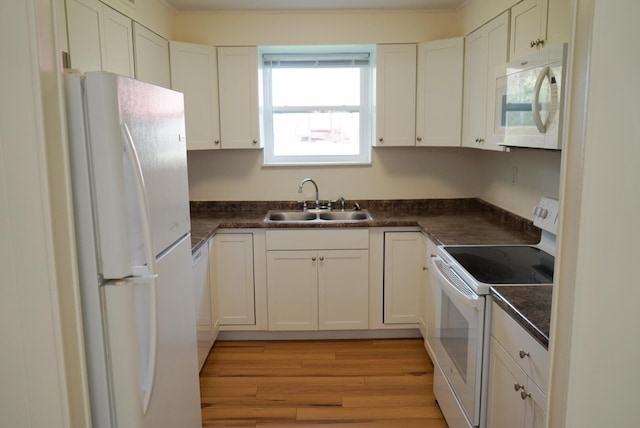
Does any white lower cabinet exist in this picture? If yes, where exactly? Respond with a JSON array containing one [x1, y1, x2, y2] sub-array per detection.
[[487, 303, 548, 428], [419, 234, 438, 358], [212, 233, 256, 326], [266, 230, 369, 331], [191, 243, 212, 370], [383, 232, 422, 324]]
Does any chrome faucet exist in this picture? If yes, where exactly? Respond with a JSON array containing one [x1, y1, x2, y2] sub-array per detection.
[[298, 178, 319, 210], [337, 196, 346, 211]]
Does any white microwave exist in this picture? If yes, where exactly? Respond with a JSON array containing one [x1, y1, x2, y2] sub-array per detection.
[[495, 44, 568, 150]]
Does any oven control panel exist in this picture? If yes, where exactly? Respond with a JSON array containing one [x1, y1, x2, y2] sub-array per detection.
[[533, 197, 559, 234]]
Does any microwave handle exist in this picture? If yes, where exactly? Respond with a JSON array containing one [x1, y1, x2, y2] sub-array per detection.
[[532, 66, 559, 134]]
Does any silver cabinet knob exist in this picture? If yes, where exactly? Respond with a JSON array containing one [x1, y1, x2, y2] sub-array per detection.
[[422, 266, 428, 271], [530, 38, 545, 48], [519, 350, 530, 359], [378, 137, 384, 143], [311, 256, 317, 262], [319, 256, 324, 261], [514, 382, 524, 391], [214, 140, 220, 145], [520, 390, 532, 400], [416, 136, 422, 143], [252, 139, 258, 145]]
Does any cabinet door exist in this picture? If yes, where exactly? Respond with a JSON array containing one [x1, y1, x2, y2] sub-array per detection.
[[170, 41, 221, 151], [462, 27, 487, 149], [462, 12, 509, 151], [525, 379, 547, 428], [214, 234, 255, 325], [66, 0, 105, 72], [102, 6, 135, 77], [318, 250, 369, 330], [511, 0, 549, 60], [192, 243, 212, 371], [133, 23, 170, 88], [208, 238, 220, 343], [375, 44, 417, 147], [487, 337, 527, 428], [420, 235, 438, 348], [416, 38, 463, 147], [267, 251, 318, 331], [217, 46, 261, 149], [383, 232, 421, 324]]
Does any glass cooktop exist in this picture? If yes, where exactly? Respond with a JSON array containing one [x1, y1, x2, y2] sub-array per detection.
[[443, 245, 554, 285]]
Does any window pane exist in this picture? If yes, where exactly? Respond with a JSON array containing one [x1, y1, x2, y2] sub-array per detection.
[[272, 68, 360, 107], [272, 111, 360, 156]]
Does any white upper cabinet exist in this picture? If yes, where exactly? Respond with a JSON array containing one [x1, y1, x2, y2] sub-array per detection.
[[66, 0, 134, 77], [133, 23, 170, 88], [510, 0, 549, 60], [415, 37, 464, 147], [102, 5, 135, 77], [462, 11, 510, 151], [375, 44, 417, 147], [217, 46, 261, 149], [169, 41, 221, 151]]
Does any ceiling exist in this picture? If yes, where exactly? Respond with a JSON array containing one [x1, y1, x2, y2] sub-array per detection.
[[164, 0, 466, 12]]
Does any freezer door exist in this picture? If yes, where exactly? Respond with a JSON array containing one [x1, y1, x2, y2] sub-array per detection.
[[84, 72, 190, 278], [103, 235, 201, 428]]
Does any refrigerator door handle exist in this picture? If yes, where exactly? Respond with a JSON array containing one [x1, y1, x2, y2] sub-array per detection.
[[121, 123, 159, 414], [121, 123, 155, 276]]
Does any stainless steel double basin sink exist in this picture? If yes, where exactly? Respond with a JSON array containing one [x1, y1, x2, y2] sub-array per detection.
[[265, 209, 372, 223]]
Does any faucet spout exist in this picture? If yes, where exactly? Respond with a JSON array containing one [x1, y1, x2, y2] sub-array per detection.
[[298, 178, 319, 210]]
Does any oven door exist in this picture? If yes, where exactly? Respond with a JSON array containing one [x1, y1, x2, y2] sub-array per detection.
[[428, 255, 486, 426]]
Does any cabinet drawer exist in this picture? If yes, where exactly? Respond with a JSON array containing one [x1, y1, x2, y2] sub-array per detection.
[[491, 302, 549, 391], [266, 229, 369, 250]]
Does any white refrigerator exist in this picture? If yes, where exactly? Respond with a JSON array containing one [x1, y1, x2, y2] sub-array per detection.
[[65, 71, 202, 427]]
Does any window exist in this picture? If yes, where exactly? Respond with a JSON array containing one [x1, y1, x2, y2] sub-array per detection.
[[260, 45, 374, 166]]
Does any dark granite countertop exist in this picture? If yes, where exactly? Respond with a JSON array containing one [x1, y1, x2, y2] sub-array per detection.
[[189, 198, 541, 252], [490, 285, 552, 349], [189, 198, 549, 346]]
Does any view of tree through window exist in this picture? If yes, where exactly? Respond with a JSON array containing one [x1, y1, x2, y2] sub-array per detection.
[[261, 46, 373, 165]]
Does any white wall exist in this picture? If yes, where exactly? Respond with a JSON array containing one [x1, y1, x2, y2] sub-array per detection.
[[1, 0, 89, 426], [550, 0, 640, 426]]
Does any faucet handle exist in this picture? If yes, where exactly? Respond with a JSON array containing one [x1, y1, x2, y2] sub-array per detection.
[[353, 202, 361, 211]]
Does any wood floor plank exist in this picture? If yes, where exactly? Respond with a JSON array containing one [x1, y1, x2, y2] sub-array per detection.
[[199, 339, 446, 427]]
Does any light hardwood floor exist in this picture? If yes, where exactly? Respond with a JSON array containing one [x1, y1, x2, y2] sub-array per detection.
[[199, 338, 448, 427]]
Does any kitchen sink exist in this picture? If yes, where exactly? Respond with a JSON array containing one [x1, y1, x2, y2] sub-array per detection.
[[318, 211, 370, 221], [266, 211, 317, 222], [265, 209, 371, 223]]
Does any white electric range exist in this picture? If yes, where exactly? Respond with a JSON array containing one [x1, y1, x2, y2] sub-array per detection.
[[427, 197, 559, 428]]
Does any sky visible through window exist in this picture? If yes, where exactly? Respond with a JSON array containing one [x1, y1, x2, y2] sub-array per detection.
[[271, 67, 362, 157]]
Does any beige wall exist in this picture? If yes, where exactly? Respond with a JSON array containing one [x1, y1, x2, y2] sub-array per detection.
[[178, 5, 566, 219], [188, 148, 482, 202], [175, 10, 461, 45]]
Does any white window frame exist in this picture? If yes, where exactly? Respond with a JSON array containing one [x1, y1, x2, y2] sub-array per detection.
[[260, 45, 375, 166]]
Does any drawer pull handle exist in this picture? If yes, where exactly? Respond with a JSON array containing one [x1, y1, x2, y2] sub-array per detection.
[[520, 390, 532, 400], [312, 257, 317, 262], [519, 350, 530, 359], [514, 382, 523, 391]]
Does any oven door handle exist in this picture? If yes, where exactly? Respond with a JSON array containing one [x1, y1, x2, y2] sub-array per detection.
[[431, 256, 483, 311]]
